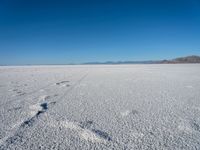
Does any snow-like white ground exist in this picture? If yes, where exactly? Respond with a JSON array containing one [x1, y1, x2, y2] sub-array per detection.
[[0, 64, 200, 150]]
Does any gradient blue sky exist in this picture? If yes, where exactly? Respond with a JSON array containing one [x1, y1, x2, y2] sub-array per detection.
[[0, 0, 200, 65]]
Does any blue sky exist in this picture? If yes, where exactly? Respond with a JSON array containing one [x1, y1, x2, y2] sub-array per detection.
[[0, 0, 200, 65]]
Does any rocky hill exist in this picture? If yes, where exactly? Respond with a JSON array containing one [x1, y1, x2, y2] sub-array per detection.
[[161, 55, 200, 64]]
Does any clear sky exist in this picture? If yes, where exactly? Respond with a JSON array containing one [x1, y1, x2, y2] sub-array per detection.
[[0, 0, 200, 65]]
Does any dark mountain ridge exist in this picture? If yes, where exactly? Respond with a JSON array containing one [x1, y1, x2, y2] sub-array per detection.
[[83, 55, 200, 64]]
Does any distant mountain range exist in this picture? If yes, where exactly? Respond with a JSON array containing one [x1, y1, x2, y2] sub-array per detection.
[[83, 55, 200, 64], [160, 55, 200, 64]]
